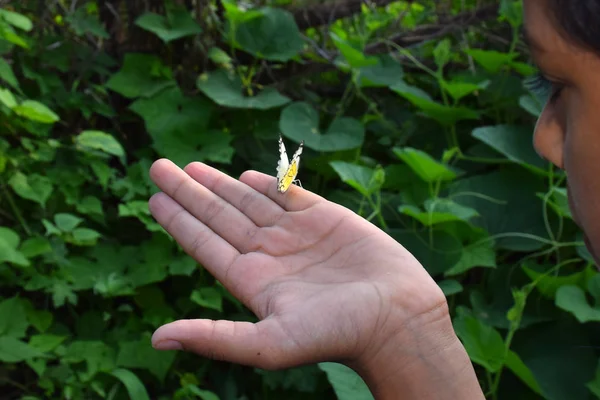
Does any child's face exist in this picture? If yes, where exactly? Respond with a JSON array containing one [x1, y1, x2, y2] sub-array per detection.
[[525, 0, 600, 265]]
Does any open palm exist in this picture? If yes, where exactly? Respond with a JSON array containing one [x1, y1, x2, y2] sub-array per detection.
[[149, 159, 447, 371]]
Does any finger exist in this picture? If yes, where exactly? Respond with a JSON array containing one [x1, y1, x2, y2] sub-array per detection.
[[151, 319, 310, 370], [239, 170, 326, 212], [184, 162, 285, 228], [150, 159, 258, 253], [148, 192, 239, 284]]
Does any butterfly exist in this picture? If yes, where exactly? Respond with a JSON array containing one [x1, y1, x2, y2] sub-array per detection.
[[276, 134, 304, 193]]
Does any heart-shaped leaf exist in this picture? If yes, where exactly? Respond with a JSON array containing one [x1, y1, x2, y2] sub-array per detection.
[[135, 6, 202, 43], [228, 7, 302, 62], [8, 172, 53, 207], [197, 70, 290, 110], [280, 102, 365, 151], [105, 54, 176, 99]]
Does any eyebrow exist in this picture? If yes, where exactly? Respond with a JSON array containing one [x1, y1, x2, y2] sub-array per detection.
[[522, 27, 546, 53]]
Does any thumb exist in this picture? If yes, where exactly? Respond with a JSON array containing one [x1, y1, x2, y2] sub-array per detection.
[[151, 318, 298, 370]]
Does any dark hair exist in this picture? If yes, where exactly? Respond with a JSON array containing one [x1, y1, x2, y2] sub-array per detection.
[[547, 0, 600, 52]]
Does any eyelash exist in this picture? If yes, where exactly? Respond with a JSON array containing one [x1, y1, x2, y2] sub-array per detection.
[[524, 72, 563, 103]]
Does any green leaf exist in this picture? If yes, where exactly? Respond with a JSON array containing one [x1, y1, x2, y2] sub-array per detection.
[[185, 387, 220, 400], [0, 9, 33, 31], [555, 285, 600, 323], [0, 88, 17, 109], [13, 100, 60, 124], [130, 87, 232, 168], [453, 310, 506, 372], [393, 147, 457, 182], [318, 363, 374, 400], [471, 125, 546, 173], [76, 196, 104, 217], [51, 282, 78, 308], [505, 350, 543, 396], [26, 308, 53, 333], [0, 227, 29, 266], [449, 167, 549, 251], [54, 213, 83, 232], [197, 69, 290, 110], [29, 334, 67, 352], [105, 53, 176, 99], [71, 228, 102, 246], [445, 239, 496, 276], [75, 130, 125, 157], [587, 360, 600, 399], [329, 162, 384, 196], [390, 81, 479, 126], [465, 49, 518, 73], [8, 172, 53, 207], [109, 369, 151, 400], [356, 54, 404, 87], [0, 297, 29, 337], [230, 7, 303, 62], [399, 198, 479, 226], [0, 23, 28, 48], [118, 201, 163, 233], [135, 6, 202, 43], [0, 337, 45, 362], [64, 340, 116, 375], [441, 80, 489, 102], [538, 187, 572, 219], [65, 5, 109, 38], [0, 57, 19, 89], [438, 280, 463, 296], [510, 318, 596, 399], [280, 102, 365, 151], [169, 257, 198, 276], [499, 0, 523, 28], [42, 219, 62, 236], [207, 47, 232, 66], [433, 38, 452, 69], [331, 32, 378, 68], [522, 262, 591, 299], [190, 287, 223, 312], [117, 338, 176, 382], [519, 94, 543, 117]]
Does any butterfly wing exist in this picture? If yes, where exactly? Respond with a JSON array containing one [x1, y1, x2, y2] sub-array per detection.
[[276, 134, 289, 182], [278, 140, 304, 193]]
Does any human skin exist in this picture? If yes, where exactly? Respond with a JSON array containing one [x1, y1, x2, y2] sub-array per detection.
[[525, 0, 600, 267], [148, 159, 484, 399], [148, 0, 598, 398]]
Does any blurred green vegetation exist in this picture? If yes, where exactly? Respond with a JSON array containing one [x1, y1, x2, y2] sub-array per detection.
[[1, 0, 600, 399]]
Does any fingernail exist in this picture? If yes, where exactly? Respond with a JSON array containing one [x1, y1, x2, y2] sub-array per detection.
[[153, 340, 183, 350]]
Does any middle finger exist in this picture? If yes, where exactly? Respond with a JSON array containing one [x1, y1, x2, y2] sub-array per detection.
[[150, 159, 259, 253]]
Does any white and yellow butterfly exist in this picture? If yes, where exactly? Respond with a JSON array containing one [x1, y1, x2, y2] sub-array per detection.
[[276, 134, 304, 193]]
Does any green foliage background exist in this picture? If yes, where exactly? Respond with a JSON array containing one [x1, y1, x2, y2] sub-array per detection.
[[2, 0, 600, 399]]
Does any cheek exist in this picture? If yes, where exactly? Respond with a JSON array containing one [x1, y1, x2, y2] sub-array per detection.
[[563, 101, 600, 252]]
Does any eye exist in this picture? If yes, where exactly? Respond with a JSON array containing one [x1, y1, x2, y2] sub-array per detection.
[[524, 72, 564, 104]]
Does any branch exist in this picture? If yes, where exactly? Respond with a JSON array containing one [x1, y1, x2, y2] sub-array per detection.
[[291, 0, 414, 30], [257, 3, 500, 86], [366, 3, 499, 53]]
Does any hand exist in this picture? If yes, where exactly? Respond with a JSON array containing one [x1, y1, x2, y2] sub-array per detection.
[[148, 159, 453, 373]]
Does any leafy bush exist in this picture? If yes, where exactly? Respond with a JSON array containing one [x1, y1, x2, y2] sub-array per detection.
[[1, 0, 599, 399]]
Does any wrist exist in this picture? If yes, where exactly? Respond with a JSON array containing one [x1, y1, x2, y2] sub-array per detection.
[[350, 301, 484, 400]]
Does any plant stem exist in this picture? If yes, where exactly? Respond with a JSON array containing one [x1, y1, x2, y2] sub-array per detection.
[[0, 176, 31, 235]]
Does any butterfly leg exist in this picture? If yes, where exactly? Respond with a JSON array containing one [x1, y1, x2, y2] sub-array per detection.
[[293, 179, 303, 188]]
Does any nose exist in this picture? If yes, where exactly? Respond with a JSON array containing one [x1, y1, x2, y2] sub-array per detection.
[[532, 104, 565, 169]]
